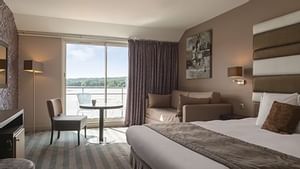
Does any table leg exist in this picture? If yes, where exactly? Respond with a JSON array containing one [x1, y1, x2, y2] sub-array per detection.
[[99, 109, 104, 142]]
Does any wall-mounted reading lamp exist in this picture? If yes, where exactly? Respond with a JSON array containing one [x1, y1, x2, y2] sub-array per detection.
[[227, 66, 246, 85], [24, 60, 43, 73], [24, 60, 44, 134]]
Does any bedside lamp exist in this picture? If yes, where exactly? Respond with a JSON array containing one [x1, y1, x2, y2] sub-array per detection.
[[24, 60, 43, 73], [24, 60, 43, 134], [228, 66, 245, 85]]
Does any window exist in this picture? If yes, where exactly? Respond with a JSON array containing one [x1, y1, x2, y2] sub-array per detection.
[[65, 42, 128, 124]]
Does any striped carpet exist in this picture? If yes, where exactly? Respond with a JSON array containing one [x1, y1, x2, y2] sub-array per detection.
[[25, 128, 131, 169]]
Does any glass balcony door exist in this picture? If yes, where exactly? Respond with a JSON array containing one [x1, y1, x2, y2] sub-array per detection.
[[64, 42, 128, 124]]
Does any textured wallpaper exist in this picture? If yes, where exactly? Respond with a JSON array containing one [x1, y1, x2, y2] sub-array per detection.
[[0, 0, 18, 110]]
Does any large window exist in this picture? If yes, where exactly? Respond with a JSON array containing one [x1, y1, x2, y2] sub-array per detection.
[[65, 42, 128, 124]]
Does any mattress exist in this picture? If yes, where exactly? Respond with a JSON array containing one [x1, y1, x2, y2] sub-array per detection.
[[126, 118, 300, 169]]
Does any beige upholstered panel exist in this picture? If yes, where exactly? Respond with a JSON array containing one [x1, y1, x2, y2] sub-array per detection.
[[252, 11, 300, 106], [253, 23, 300, 51], [253, 75, 300, 93], [253, 43, 300, 60], [253, 10, 300, 35]]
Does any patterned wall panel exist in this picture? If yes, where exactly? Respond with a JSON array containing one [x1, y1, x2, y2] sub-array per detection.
[[0, 0, 18, 110]]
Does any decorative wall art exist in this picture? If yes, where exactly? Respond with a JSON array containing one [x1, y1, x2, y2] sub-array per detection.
[[186, 30, 212, 79]]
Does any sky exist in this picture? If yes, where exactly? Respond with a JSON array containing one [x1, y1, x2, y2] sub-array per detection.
[[66, 43, 128, 78]]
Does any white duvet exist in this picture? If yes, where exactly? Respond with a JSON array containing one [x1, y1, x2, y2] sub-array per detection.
[[126, 118, 300, 169]]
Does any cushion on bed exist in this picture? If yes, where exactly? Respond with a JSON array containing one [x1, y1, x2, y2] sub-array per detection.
[[148, 93, 171, 108], [177, 95, 210, 116], [256, 93, 298, 127], [262, 101, 300, 134]]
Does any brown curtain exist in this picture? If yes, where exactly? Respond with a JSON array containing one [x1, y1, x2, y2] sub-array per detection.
[[125, 39, 179, 126]]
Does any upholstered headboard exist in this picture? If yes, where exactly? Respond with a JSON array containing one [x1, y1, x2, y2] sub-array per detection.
[[252, 10, 300, 115]]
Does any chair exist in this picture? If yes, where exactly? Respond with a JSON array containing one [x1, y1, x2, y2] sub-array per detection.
[[76, 93, 92, 115], [46, 98, 87, 145], [77, 93, 92, 105]]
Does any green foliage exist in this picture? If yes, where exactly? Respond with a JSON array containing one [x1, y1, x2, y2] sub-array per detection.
[[67, 77, 127, 88]]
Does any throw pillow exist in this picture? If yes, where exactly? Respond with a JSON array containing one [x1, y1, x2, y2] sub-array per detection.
[[256, 93, 298, 127], [177, 95, 210, 116], [148, 93, 171, 108], [262, 101, 300, 134]]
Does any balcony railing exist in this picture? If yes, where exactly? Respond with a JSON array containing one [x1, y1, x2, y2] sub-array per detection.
[[66, 86, 127, 120]]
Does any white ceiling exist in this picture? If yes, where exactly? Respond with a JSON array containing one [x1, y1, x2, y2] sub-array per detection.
[[5, 0, 249, 41]]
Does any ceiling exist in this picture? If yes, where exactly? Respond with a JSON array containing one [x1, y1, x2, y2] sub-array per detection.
[[5, 0, 249, 41]]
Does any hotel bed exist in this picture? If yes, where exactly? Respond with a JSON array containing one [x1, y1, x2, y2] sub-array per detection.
[[127, 118, 300, 169], [126, 10, 300, 169]]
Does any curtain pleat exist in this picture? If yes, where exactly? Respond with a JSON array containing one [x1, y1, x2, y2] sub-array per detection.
[[125, 40, 179, 126]]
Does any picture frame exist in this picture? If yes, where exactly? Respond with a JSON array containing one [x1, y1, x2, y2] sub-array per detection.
[[186, 30, 212, 79]]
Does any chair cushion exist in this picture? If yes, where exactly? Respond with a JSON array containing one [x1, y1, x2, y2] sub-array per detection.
[[53, 115, 87, 130], [146, 108, 179, 123], [53, 115, 87, 121]]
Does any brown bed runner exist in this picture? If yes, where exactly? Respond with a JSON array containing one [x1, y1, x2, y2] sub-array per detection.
[[145, 123, 300, 169]]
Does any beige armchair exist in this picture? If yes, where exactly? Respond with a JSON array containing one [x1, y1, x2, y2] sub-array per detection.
[[145, 90, 232, 123], [46, 98, 87, 145]]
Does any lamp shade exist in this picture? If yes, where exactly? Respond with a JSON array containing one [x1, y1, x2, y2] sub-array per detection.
[[0, 59, 6, 72], [24, 60, 43, 73], [228, 66, 243, 78]]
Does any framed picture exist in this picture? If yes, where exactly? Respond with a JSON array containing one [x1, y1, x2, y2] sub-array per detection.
[[186, 30, 212, 79]]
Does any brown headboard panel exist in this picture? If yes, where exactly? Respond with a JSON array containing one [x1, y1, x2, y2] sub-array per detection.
[[252, 10, 300, 115]]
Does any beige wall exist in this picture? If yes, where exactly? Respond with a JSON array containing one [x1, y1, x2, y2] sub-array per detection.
[[19, 36, 62, 131], [179, 0, 300, 116]]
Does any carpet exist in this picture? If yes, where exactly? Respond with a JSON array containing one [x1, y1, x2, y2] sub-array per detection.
[[25, 130, 131, 169]]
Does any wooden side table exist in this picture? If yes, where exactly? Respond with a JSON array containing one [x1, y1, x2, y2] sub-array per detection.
[[220, 113, 248, 120]]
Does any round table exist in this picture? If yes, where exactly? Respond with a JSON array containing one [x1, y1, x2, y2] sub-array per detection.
[[79, 104, 123, 144]]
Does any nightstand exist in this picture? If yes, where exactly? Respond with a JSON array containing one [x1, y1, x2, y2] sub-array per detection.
[[220, 113, 248, 120]]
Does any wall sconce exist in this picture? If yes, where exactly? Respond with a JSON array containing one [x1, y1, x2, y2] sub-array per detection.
[[228, 66, 246, 85], [24, 60, 43, 73], [24, 60, 44, 134]]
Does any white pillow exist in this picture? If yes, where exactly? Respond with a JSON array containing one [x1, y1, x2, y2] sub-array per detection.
[[256, 93, 298, 127]]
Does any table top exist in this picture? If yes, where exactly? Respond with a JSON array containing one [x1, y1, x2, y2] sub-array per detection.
[[79, 104, 123, 110]]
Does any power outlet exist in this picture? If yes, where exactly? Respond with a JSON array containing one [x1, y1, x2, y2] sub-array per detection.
[[239, 103, 245, 110]]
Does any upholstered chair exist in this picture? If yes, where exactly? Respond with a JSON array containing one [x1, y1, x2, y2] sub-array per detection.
[[46, 98, 87, 145]]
